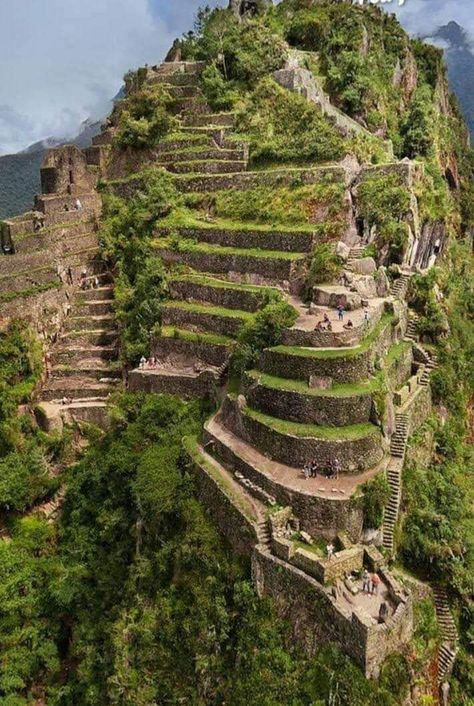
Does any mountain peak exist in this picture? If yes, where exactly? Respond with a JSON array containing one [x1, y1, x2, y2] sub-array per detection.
[[433, 20, 469, 47]]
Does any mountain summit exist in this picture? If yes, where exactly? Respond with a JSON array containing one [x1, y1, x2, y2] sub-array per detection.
[[428, 21, 474, 137]]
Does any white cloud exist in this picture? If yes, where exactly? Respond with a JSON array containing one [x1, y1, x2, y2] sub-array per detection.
[[0, 0, 173, 154]]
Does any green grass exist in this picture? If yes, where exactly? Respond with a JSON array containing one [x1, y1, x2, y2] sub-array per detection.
[[170, 273, 280, 296], [270, 313, 393, 360], [183, 436, 258, 522], [160, 131, 210, 145], [384, 340, 412, 366], [243, 406, 380, 440], [154, 238, 305, 261], [0, 280, 60, 303], [163, 300, 253, 320], [158, 208, 317, 234], [246, 370, 376, 398], [160, 326, 234, 346]]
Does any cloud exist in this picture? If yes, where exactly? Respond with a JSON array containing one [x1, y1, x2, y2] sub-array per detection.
[[390, 0, 474, 39], [0, 0, 174, 154]]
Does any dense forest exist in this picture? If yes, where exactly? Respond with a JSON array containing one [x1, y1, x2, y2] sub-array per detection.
[[0, 1, 473, 704]]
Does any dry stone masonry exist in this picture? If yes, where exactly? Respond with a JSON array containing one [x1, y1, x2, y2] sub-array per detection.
[[1, 51, 446, 681]]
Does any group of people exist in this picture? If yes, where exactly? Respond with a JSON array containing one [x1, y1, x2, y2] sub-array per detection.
[[139, 356, 157, 370], [303, 457, 341, 481], [362, 569, 382, 596], [314, 305, 372, 332], [79, 268, 99, 290]]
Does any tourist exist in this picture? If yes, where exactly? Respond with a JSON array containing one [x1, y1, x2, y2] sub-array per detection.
[[333, 457, 340, 480], [324, 313, 330, 324], [315, 320, 325, 331], [303, 464, 310, 481], [66, 266, 74, 286], [343, 319, 354, 330], [326, 543, 334, 560], [337, 305, 345, 321], [370, 573, 381, 595], [139, 356, 147, 370], [93, 276, 100, 289], [326, 321, 333, 332], [364, 309, 371, 327], [80, 268, 88, 290], [362, 569, 370, 593], [75, 198, 83, 211], [310, 461, 318, 478], [148, 356, 156, 369], [64, 204, 70, 212]]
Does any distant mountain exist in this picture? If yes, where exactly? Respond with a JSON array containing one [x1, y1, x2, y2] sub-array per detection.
[[0, 118, 102, 220], [428, 21, 474, 138]]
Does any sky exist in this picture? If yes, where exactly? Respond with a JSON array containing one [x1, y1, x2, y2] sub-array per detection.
[[0, 0, 471, 155]]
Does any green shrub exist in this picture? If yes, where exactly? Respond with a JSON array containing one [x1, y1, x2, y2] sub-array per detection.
[[200, 62, 239, 112], [115, 86, 177, 149], [232, 300, 298, 375], [237, 77, 345, 165], [362, 473, 391, 529], [306, 242, 342, 292]]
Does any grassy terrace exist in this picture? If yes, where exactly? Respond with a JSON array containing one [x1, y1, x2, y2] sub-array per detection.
[[163, 300, 253, 321], [246, 370, 376, 398], [153, 239, 305, 261], [170, 273, 281, 295], [160, 326, 234, 346], [0, 264, 55, 281], [157, 209, 317, 234], [0, 281, 60, 303], [243, 406, 379, 440], [269, 313, 394, 360], [173, 164, 344, 182], [183, 435, 259, 523]]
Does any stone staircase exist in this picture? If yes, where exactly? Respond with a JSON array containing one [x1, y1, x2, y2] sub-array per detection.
[[382, 413, 409, 553], [390, 413, 410, 459], [39, 269, 121, 426], [404, 316, 419, 342], [433, 585, 459, 682], [257, 517, 272, 550], [419, 349, 438, 386], [346, 245, 366, 270], [382, 459, 403, 553], [390, 273, 411, 299]]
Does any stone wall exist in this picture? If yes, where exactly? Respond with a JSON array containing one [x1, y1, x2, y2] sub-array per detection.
[[152, 334, 232, 368], [221, 398, 383, 473], [162, 305, 245, 337], [128, 369, 219, 400], [404, 384, 432, 437], [40, 145, 97, 195], [155, 225, 314, 253], [169, 279, 264, 313], [261, 313, 404, 384], [205, 422, 364, 541], [243, 373, 374, 426], [252, 548, 413, 678], [290, 544, 364, 585], [159, 247, 301, 284], [186, 444, 259, 557], [110, 165, 347, 198]]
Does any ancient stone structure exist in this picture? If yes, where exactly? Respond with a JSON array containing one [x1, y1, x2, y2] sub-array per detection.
[[2, 53, 444, 680]]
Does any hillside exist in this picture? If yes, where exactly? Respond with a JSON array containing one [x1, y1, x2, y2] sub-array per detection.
[[0, 1, 472, 705]]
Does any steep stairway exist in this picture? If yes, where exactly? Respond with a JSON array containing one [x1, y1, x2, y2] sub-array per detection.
[[390, 273, 411, 299], [433, 585, 459, 682], [382, 413, 409, 553], [40, 270, 121, 425]]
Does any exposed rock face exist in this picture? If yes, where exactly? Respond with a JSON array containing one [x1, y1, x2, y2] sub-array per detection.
[[228, 0, 270, 19], [164, 39, 182, 63], [350, 257, 377, 275]]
